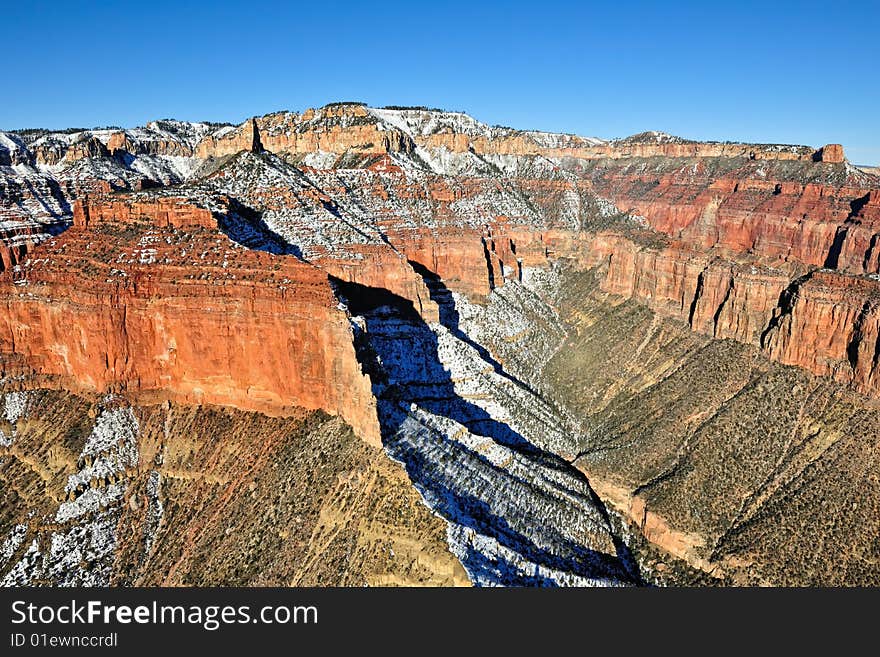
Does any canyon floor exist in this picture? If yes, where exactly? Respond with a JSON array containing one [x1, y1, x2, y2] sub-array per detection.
[[1, 104, 879, 586]]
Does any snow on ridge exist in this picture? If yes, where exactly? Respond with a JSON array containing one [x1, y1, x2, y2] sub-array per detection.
[[257, 106, 378, 136], [211, 124, 237, 139], [27, 120, 218, 151], [78, 404, 139, 461], [1, 400, 143, 586], [412, 145, 496, 176], [523, 130, 606, 148], [145, 119, 217, 141], [57, 403, 139, 523], [194, 150, 389, 259], [0, 132, 28, 153], [615, 130, 686, 145], [612, 130, 816, 153], [368, 107, 606, 146], [370, 107, 491, 137], [8, 119, 219, 187]]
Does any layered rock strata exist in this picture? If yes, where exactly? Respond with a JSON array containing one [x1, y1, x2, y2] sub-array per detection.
[[2, 103, 880, 586]]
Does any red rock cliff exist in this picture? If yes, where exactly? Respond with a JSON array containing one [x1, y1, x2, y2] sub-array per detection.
[[0, 199, 381, 446], [5, 104, 880, 422]]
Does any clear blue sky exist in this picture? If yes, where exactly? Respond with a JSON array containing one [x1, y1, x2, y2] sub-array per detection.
[[4, 0, 879, 164]]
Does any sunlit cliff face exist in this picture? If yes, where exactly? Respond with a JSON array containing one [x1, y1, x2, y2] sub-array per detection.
[[1, 104, 879, 586]]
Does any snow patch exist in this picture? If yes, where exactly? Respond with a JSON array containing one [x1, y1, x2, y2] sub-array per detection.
[[4, 391, 30, 424], [0, 524, 27, 569]]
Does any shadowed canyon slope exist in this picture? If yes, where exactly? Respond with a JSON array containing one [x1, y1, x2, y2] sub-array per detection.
[[1, 103, 879, 585]]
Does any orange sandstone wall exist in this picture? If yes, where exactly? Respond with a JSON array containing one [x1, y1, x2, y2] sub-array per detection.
[[587, 168, 880, 274], [576, 230, 880, 398], [0, 219, 381, 446]]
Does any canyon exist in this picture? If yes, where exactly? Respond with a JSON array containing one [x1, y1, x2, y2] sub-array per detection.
[[1, 103, 879, 586]]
